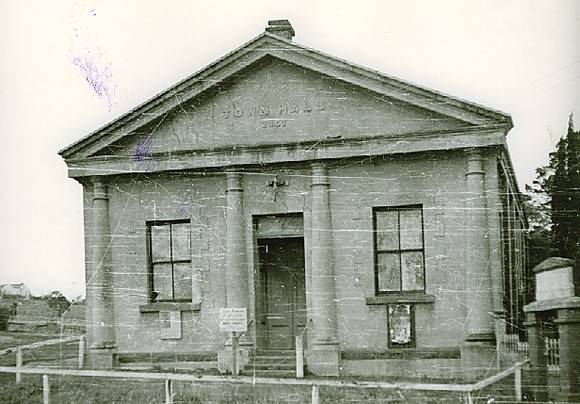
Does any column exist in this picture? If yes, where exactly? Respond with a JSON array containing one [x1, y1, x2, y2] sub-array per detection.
[[524, 312, 548, 402], [464, 149, 494, 340], [556, 307, 580, 402], [225, 171, 249, 310], [308, 162, 339, 376], [461, 149, 495, 376], [218, 170, 251, 373], [89, 177, 116, 368]]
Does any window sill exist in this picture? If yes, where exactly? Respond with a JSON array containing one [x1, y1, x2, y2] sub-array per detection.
[[366, 294, 436, 305], [139, 302, 201, 313]]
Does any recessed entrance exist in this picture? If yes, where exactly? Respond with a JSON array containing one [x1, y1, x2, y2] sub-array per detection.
[[257, 237, 306, 351]]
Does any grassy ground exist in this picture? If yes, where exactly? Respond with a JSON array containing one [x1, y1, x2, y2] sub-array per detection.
[[0, 332, 523, 402], [0, 332, 53, 350], [0, 372, 524, 403], [0, 374, 478, 403], [0, 331, 80, 367]]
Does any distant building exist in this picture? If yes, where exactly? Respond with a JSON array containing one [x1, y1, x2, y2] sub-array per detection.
[[0, 283, 32, 300], [60, 20, 528, 378]]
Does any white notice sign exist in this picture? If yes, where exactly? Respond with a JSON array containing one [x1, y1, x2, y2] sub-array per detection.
[[159, 311, 181, 340], [219, 308, 247, 332]]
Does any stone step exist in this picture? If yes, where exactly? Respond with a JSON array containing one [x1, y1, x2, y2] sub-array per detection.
[[254, 350, 295, 357], [247, 362, 296, 371], [252, 355, 295, 363], [240, 369, 298, 378]]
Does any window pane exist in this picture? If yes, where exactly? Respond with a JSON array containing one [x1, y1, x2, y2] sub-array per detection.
[[151, 225, 171, 262], [401, 251, 425, 291], [389, 304, 412, 345], [400, 209, 423, 250], [376, 211, 399, 250], [171, 223, 191, 261], [153, 264, 172, 301], [377, 253, 400, 291], [173, 263, 192, 300]]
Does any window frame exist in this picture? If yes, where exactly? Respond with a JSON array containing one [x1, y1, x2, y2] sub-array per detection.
[[373, 205, 426, 295], [146, 219, 191, 303], [387, 303, 416, 349]]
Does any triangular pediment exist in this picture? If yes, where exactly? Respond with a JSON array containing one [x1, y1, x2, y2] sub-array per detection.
[[99, 57, 473, 158], [60, 32, 512, 161]]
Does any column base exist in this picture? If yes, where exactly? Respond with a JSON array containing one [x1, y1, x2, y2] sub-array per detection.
[[307, 343, 340, 377], [88, 346, 116, 369], [460, 336, 496, 380]]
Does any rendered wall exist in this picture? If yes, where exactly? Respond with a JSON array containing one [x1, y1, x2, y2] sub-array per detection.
[[82, 147, 500, 356]]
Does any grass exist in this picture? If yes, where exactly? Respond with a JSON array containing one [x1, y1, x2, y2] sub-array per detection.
[[0, 373, 517, 403], [0, 331, 80, 367]]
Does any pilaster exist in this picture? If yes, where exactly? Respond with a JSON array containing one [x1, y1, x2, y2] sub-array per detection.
[[555, 308, 580, 402], [219, 170, 252, 373], [307, 162, 339, 376], [523, 312, 548, 402], [88, 177, 116, 369], [461, 149, 495, 376]]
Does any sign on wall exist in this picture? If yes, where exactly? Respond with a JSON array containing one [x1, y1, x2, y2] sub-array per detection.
[[219, 308, 247, 332], [159, 311, 181, 340]]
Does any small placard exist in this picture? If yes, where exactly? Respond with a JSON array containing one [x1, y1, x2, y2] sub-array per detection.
[[159, 311, 181, 340], [219, 308, 247, 332]]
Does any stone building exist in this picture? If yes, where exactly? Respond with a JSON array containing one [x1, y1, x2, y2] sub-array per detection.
[[0, 283, 32, 300], [60, 20, 528, 378]]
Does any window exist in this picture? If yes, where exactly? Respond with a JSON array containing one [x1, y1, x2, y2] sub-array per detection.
[[388, 304, 415, 348], [374, 206, 425, 294], [147, 220, 192, 302]]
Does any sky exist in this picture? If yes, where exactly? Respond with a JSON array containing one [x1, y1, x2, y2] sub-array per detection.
[[1, 0, 579, 299]]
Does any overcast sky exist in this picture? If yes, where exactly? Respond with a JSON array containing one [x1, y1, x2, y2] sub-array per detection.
[[1, 0, 579, 299]]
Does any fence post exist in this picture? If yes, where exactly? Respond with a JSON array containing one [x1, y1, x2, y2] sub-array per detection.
[[296, 335, 304, 379], [515, 365, 522, 401], [43, 374, 50, 404], [311, 385, 319, 404], [165, 379, 173, 404], [78, 335, 85, 369], [16, 347, 23, 384]]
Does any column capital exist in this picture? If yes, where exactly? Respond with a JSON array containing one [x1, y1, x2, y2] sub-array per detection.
[[310, 161, 330, 187], [225, 171, 243, 192], [465, 148, 485, 176], [91, 177, 109, 200]]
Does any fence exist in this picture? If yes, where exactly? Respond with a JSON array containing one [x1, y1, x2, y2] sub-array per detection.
[[0, 360, 528, 404], [545, 337, 560, 371], [499, 333, 529, 362], [0, 335, 84, 383]]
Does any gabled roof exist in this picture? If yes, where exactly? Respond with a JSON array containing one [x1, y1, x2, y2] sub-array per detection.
[[59, 26, 513, 160]]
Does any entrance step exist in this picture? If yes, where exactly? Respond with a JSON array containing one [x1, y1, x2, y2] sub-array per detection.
[[240, 369, 297, 378], [243, 350, 299, 377]]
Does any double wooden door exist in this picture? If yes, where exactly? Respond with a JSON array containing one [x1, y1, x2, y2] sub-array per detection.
[[257, 237, 306, 350]]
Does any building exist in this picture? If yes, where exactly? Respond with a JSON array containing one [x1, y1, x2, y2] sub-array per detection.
[[59, 20, 528, 378], [0, 283, 32, 300]]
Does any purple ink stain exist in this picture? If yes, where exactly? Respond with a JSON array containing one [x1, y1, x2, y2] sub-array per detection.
[[72, 54, 115, 109], [135, 138, 153, 161]]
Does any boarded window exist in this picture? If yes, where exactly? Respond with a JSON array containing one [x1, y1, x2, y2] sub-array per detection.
[[148, 220, 191, 302], [374, 207, 425, 293]]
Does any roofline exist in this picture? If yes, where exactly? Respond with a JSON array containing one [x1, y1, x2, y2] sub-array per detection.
[[268, 33, 513, 127], [59, 31, 271, 158], [60, 31, 513, 159]]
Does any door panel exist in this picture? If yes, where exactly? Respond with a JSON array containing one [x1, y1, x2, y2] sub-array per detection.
[[258, 237, 305, 350]]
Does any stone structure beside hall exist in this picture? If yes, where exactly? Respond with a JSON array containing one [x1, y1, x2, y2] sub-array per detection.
[[59, 20, 528, 379], [524, 257, 580, 402]]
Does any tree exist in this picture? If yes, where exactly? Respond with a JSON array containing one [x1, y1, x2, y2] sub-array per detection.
[[525, 114, 580, 263], [46, 291, 71, 317]]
